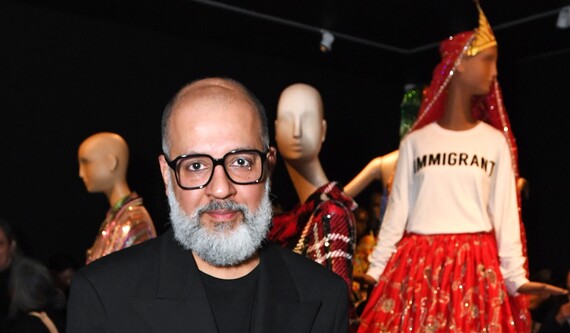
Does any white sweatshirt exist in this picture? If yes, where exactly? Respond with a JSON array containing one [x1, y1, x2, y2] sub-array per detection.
[[366, 122, 528, 295]]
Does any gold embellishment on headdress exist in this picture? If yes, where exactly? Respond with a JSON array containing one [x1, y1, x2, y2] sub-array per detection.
[[466, 3, 497, 56]]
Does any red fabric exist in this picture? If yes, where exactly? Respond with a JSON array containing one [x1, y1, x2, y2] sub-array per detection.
[[270, 212, 299, 245], [358, 233, 517, 333], [410, 32, 475, 133], [269, 182, 357, 288]]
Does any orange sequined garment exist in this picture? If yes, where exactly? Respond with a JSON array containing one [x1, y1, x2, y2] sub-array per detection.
[[86, 192, 156, 264]]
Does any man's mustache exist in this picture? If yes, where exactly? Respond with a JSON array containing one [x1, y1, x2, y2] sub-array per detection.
[[197, 200, 247, 215]]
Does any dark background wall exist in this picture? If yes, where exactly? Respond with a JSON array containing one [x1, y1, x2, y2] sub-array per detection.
[[1, 0, 568, 281]]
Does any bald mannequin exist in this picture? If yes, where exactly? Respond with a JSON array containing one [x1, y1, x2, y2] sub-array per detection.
[[275, 83, 329, 203], [271, 84, 357, 328], [78, 132, 156, 264], [78, 132, 131, 207]]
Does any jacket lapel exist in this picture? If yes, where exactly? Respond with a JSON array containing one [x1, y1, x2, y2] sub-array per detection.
[[132, 230, 218, 332], [251, 244, 321, 333]]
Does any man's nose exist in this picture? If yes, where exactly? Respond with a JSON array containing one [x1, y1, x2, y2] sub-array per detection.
[[205, 165, 236, 199]]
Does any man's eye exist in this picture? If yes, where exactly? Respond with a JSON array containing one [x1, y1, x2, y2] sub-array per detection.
[[190, 162, 203, 170], [231, 158, 252, 167], [182, 160, 208, 172]]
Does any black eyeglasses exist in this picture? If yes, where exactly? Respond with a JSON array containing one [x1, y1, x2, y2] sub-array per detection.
[[164, 149, 268, 190]]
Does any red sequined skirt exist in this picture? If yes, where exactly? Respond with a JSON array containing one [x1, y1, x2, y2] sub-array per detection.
[[358, 232, 522, 333]]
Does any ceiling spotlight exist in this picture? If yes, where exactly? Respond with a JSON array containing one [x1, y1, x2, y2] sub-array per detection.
[[557, 6, 570, 29], [319, 30, 335, 52]]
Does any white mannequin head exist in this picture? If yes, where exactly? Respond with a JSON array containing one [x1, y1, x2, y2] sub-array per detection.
[[275, 83, 327, 165]]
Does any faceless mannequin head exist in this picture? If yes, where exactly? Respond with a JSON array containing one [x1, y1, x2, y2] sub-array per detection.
[[78, 132, 129, 197], [275, 83, 327, 165]]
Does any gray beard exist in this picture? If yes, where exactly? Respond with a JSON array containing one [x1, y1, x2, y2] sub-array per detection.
[[167, 178, 272, 267]]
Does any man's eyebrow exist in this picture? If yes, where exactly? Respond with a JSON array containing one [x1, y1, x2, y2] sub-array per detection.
[[232, 146, 261, 151], [176, 146, 262, 156]]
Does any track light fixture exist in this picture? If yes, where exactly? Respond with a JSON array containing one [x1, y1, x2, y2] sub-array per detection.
[[557, 5, 570, 29], [319, 30, 335, 52]]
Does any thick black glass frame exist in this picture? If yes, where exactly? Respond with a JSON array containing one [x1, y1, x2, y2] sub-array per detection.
[[164, 149, 268, 190]]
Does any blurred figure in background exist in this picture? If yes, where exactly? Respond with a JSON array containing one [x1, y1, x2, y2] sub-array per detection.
[[8, 257, 66, 333], [48, 253, 79, 300], [0, 219, 19, 333]]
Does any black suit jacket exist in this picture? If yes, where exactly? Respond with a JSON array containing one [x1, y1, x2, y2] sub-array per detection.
[[66, 229, 348, 332]]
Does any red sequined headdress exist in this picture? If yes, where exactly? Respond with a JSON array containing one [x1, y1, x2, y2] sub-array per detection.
[[408, 3, 531, 331]]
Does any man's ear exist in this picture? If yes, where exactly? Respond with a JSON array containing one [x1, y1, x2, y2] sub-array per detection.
[[266, 147, 277, 174], [158, 154, 171, 195]]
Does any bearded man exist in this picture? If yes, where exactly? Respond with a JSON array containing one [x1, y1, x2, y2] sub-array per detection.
[[66, 77, 349, 333]]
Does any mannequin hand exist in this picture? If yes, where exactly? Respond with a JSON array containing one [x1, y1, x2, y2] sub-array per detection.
[[353, 273, 378, 286], [516, 177, 530, 198], [517, 281, 568, 295], [555, 301, 570, 325]]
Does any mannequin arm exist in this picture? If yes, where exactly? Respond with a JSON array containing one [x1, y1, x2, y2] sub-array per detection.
[[344, 157, 383, 198], [518, 282, 568, 296], [353, 273, 378, 286], [344, 150, 399, 198]]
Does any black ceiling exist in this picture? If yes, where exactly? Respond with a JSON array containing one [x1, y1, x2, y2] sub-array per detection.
[[12, 0, 570, 75]]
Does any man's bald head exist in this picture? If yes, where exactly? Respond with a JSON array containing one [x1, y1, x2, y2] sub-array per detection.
[[161, 78, 269, 157]]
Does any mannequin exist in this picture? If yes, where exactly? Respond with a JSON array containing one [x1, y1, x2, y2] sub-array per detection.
[[269, 83, 358, 329], [268, 83, 357, 285], [78, 132, 156, 264], [358, 4, 566, 333], [274, 83, 328, 203]]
